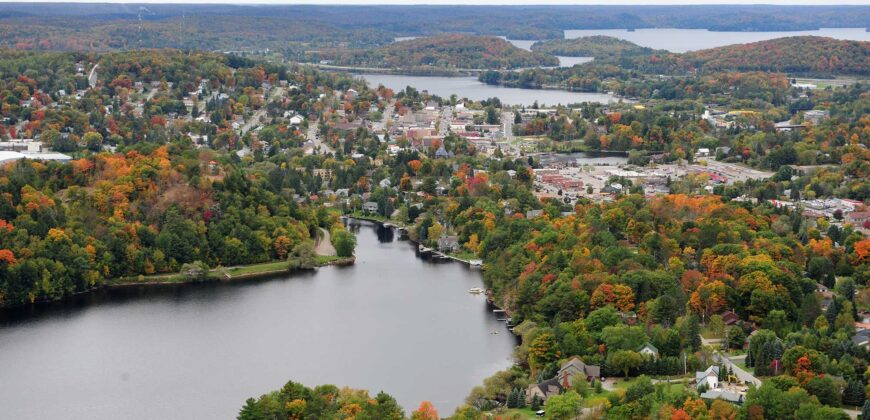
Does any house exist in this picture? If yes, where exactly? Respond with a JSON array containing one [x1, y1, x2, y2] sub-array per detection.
[[638, 343, 659, 359], [527, 357, 601, 403], [721, 310, 741, 326], [437, 235, 460, 253], [774, 121, 806, 132], [803, 110, 830, 125], [695, 366, 720, 390], [289, 115, 305, 126], [557, 357, 601, 384], [362, 202, 379, 214], [847, 211, 870, 226], [700, 389, 744, 404], [526, 209, 544, 219], [852, 329, 870, 349], [434, 145, 451, 159], [527, 378, 564, 403]]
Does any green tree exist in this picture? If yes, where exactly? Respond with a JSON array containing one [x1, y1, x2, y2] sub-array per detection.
[[83, 131, 103, 151], [608, 349, 643, 378], [543, 390, 582, 420], [843, 379, 865, 407], [288, 241, 316, 270], [804, 376, 840, 406], [332, 230, 357, 258]]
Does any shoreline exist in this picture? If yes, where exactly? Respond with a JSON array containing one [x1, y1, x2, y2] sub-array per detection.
[[0, 256, 356, 310]]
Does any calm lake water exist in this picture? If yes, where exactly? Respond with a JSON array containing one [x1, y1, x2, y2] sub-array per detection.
[[0, 221, 516, 419], [359, 73, 619, 106], [563, 27, 870, 53]]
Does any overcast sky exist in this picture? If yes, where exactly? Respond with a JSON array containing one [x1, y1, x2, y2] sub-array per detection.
[[2, 0, 868, 4]]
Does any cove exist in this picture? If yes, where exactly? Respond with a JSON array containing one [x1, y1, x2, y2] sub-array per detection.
[[0, 220, 516, 419]]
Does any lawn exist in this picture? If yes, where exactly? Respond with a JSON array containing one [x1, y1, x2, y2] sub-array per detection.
[[108, 256, 351, 286], [492, 407, 539, 419], [222, 261, 288, 277]]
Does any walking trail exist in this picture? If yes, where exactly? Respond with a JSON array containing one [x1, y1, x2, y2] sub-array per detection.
[[315, 227, 337, 256]]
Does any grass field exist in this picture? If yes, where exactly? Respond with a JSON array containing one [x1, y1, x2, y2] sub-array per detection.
[[107, 256, 351, 286]]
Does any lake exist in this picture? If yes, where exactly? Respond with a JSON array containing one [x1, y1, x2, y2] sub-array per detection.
[[358, 73, 619, 106], [0, 221, 516, 419], [562, 27, 870, 53]]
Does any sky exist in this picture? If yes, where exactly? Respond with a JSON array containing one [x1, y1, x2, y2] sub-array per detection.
[[1, 0, 868, 4]]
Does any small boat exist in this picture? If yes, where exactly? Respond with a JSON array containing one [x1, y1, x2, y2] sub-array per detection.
[[418, 244, 432, 253], [469, 287, 485, 294], [469, 259, 483, 268]]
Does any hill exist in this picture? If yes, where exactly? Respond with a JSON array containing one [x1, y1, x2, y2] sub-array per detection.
[[531, 35, 656, 60], [687, 36, 870, 76], [328, 34, 559, 70]]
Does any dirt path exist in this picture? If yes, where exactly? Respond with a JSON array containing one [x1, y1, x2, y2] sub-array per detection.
[[315, 227, 337, 256]]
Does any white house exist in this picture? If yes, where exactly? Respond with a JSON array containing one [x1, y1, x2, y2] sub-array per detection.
[[695, 366, 720, 390], [289, 115, 305, 126], [638, 343, 659, 359]]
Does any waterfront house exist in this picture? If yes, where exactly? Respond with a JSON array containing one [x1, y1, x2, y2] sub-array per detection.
[[527, 378, 563, 403], [362, 202, 379, 214], [437, 235, 460, 253]]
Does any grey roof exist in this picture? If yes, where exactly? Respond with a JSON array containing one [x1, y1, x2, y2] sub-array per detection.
[[852, 330, 870, 348], [639, 343, 659, 354], [696, 366, 720, 386], [561, 357, 601, 379], [700, 390, 744, 403]]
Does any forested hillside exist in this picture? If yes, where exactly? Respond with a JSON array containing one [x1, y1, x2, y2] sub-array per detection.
[[326, 35, 559, 70], [531, 35, 656, 60], [0, 50, 372, 307], [688, 36, 870, 77]]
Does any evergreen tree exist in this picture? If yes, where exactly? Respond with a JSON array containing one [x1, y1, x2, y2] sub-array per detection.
[[530, 395, 542, 411], [825, 297, 841, 330], [687, 315, 702, 351], [506, 388, 518, 408], [844, 379, 866, 407], [516, 389, 526, 408], [862, 400, 870, 420]]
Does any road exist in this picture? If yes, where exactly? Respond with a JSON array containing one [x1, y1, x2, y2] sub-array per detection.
[[713, 352, 761, 387], [87, 64, 99, 89], [438, 105, 452, 137], [305, 120, 334, 154], [502, 110, 515, 141], [371, 98, 396, 134], [238, 86, 285, 135]]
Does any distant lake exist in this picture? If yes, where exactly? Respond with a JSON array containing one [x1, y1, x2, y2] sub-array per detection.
[[502, 38, 593, 68], [563, 27, 870, 53], [358, 73, 619, 106], [0, 221, 516, 419]]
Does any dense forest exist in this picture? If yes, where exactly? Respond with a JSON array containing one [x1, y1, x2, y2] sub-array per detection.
[[530, 36, 657, 60], [322, 35, 559, 70], [0, 4, 868, 44], [238, 380, 407, 420], [688, 36, 870, 77]]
